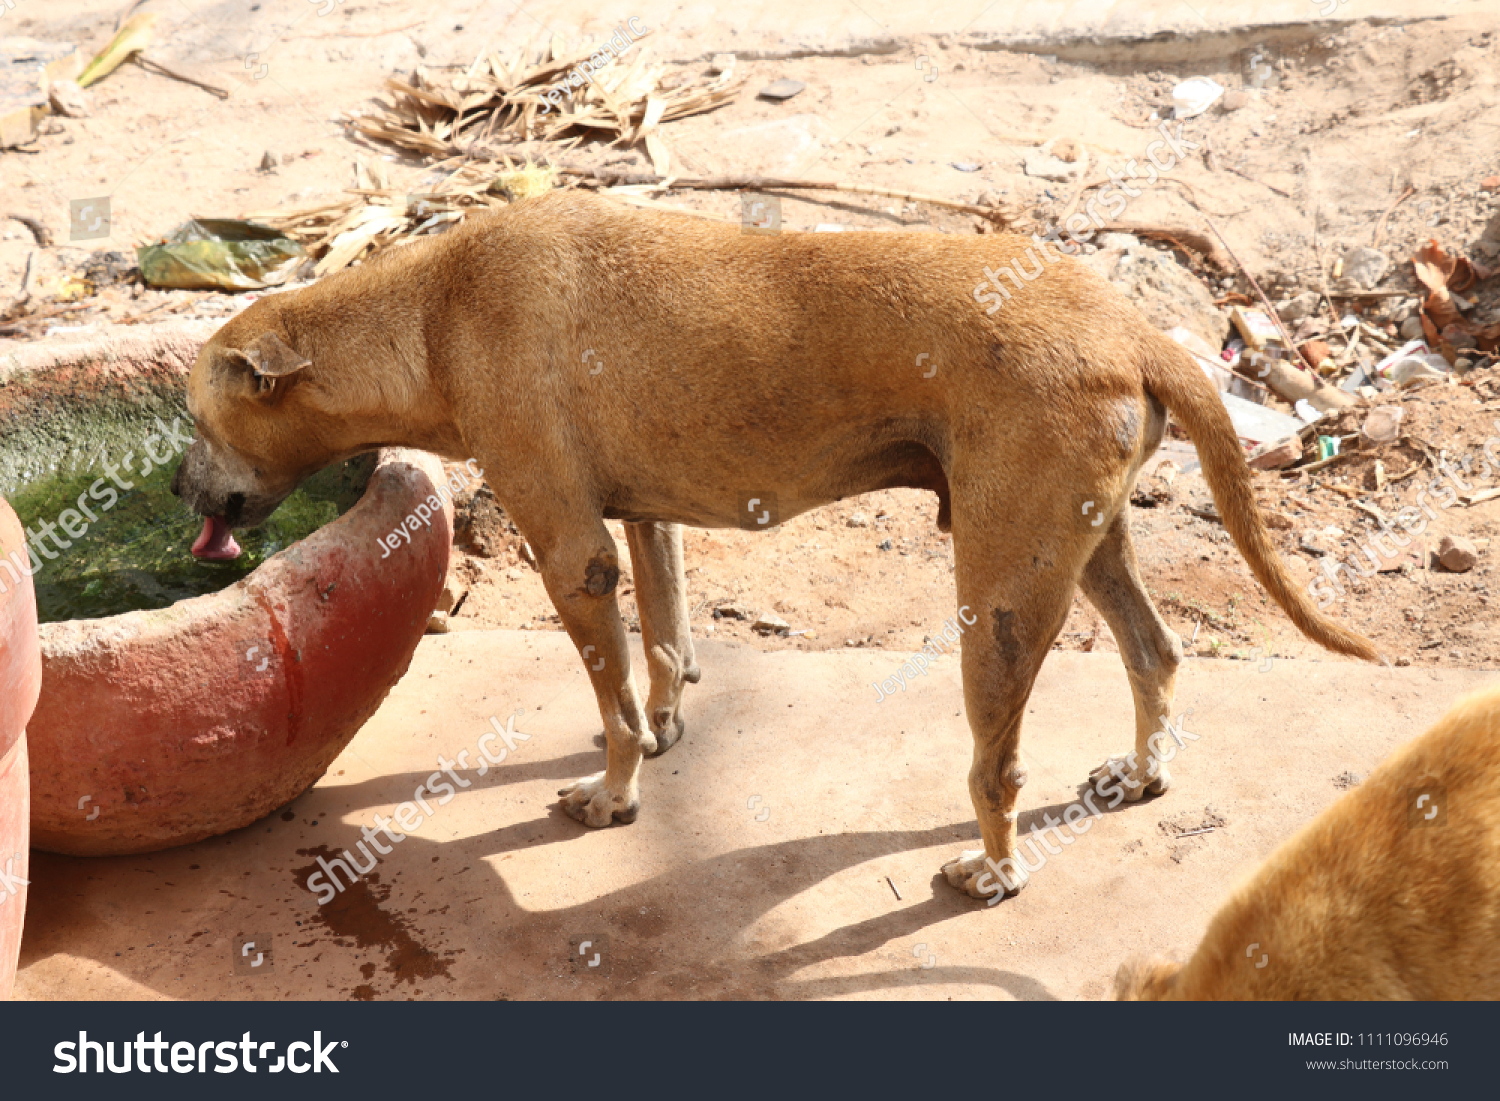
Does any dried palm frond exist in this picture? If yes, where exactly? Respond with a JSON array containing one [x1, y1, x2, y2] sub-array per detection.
[[348, 33, 742, 171]]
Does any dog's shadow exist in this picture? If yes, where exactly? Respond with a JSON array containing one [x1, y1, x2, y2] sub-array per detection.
[[20, 724, 1062, 1000]]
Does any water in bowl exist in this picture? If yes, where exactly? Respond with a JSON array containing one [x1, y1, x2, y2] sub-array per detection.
[[6, 455, 371, 623]]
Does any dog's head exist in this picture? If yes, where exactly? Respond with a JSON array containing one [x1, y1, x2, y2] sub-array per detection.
[[172, 306, 331, 559], [1111, 957, 1183, 1000]]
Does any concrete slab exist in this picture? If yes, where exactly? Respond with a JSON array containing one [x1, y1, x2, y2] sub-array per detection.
[[15, 629, 1496, 1000]]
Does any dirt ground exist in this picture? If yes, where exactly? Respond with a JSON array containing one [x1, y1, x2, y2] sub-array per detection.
[[4, 5, 1497, 669]]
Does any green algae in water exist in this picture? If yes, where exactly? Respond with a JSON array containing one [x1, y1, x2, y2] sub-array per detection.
[[8, 456, 372, 623]]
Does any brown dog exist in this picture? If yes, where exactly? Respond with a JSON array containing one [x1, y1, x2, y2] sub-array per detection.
[[1115, 683, 1500, 998], [171, 192, 1378, 900]]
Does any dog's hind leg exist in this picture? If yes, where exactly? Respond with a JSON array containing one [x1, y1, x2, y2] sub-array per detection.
[[1078, 508, 1183, 801], [940, 486, 1098, 901], [624, 521, 700, 756], [520, 516, 653, 827]]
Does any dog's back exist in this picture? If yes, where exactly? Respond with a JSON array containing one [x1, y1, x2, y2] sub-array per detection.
[[1116, 683, 1500, 999]]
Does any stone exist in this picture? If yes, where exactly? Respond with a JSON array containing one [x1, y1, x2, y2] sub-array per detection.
[[758, 78, 805, 101], [1438, 535, 1477, 573], [1221, 89, 1250, 110], [2, 38, 82, 148], [1399, 315, 1425, 341], [1278, 291, 1320, 324], [1095, 232, 1140, 250], [1247, 435, 1302, 470], [1342, 246, 1390, 289], [47, 78, 88, 118], [709, 53, 736, 75], [1023, 144, 1085, 181], [847, 512, 868, 528], [753, 612, 789, 634], [713, 602, 752, 620]]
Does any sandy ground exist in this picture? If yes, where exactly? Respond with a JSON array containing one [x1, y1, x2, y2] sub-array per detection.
[[5, 1, 1500, 1000]]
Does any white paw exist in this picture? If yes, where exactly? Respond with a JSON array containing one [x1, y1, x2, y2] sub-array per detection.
[[941, 849, 1028, 902], [557, 771, 639, 827], [1089, 755, 1171, 803]]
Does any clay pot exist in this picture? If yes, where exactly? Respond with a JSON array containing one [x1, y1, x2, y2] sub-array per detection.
[[27, 449, 454, 856], [0, 498, 42, 999]]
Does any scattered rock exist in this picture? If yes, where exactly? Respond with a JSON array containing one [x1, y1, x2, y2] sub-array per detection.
[[709, 53, 736, 75], [758, 78, 805, 101], [752, 611, 789, 634], [258, 150, 280, 172], [1399, 314, 1425, 340], [1221, 89, 1250, 111], [1023, 141, 1086, 181], [426, 611, 450, 634], [1299, 531, 1329, 556], [950, 161, 980, 172], [1481, 176, 1500, 193], [713, 602, 752, 620], [1332, 770, 1362, 790], [1247, 435, 1302, 470], [2, 38, 81, 148], [1278, 291, 1320, 324], [1095, 231, 1140, 250], [846, 512, 868, 528], [1437, 534, 1477, 573], [47, 78, 88, 118], [1341, 246, 1390, 289], [877, 539, 894, 551]]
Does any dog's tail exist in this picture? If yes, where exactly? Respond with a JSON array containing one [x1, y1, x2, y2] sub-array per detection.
[[1141, 337, 1380, 662]]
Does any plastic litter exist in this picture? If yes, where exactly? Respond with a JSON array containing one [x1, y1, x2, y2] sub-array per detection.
[[1172, 77, 1224, 119], [1294, 399, 1323, 424], [136, 218, 305, 291], [1220, 391, 1304, 446]]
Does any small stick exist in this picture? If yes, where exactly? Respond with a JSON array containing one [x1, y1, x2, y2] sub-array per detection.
[[133, 55, 231, 99], [1222, 163, 1291, 198], [12, 251, 37, 307], [558, 165, 1026, 228], [6, 213, 53, 246], [1173, 827, 1216, 839], [1372, 186, 1415, 249], [886, 876, 902, 901], [1205, 216, 1318, 373]]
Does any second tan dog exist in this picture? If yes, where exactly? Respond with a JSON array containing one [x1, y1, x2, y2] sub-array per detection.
[[170, 192, 1378, 901], [1115, 683, 1500, 999]]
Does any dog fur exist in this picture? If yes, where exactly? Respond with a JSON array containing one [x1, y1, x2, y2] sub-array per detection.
[[171, 191, 1379, 899], [1115, 683, 1500, 999]]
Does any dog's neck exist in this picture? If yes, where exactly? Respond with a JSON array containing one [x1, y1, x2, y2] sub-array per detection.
[[278, 262, 469, 460]]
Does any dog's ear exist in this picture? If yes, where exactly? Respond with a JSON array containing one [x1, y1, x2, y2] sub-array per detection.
[[227, 331, 311, 399]]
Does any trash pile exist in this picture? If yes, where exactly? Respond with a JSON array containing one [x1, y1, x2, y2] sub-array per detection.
[[1163, 237, 1499, 479]]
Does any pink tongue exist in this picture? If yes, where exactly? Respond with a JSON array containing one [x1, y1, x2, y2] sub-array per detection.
[[191, 516, 242, 560]]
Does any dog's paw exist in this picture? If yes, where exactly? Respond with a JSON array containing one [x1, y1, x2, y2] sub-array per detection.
[[557, 771, 639, 827], [1089, 755, 1171, 804], [941, 849, 1027, 902], [643, 707, 685, 757]]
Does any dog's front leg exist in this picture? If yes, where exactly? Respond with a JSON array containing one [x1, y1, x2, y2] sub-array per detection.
[[528, 520, 652, 827]]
